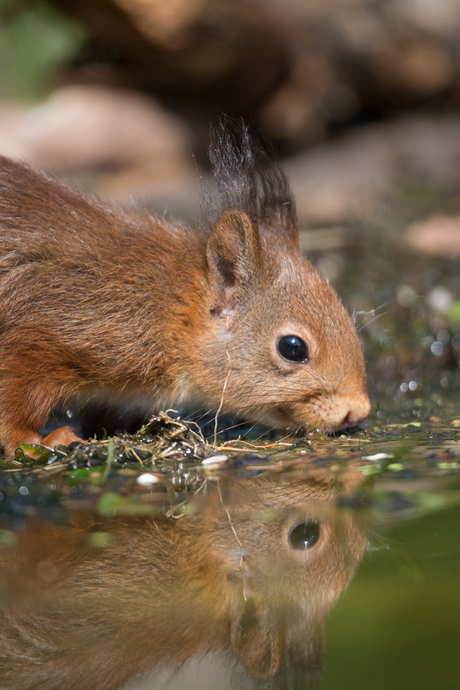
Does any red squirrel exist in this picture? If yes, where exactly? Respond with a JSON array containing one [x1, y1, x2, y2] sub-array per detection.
[[0, 470, 369, 689], [0, 125, 370, 454]]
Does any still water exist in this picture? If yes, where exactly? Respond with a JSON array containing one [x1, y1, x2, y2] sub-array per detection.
[[0, 429, 458, 690]]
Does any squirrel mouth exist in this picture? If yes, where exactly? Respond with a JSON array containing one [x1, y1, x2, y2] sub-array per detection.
[[275, 405, 292, 422], [327, 424, 362, 437], [241, 404, 364, 437], [239, 405, 304, 434]]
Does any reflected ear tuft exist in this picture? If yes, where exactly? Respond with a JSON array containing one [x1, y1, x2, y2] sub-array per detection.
[[230, 599, 283, 680]]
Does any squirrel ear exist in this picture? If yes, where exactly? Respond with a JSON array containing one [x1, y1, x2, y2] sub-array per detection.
[[230, 598, 282, 680], [206, 209, 263, 313]]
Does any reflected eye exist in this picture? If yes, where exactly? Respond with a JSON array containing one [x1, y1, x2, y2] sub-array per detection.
[[289, 520, 320, 549], [277, 335, 309, 362]]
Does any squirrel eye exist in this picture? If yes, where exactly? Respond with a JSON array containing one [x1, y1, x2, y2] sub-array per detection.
[[289, 520, 320, 550], [277, 335, 309, 362]]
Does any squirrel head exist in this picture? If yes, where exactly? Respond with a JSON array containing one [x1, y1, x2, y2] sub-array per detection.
[[187, 122, 370, 433]]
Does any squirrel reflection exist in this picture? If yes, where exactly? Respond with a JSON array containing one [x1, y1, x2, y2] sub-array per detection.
[[0, 469, 369, 690]]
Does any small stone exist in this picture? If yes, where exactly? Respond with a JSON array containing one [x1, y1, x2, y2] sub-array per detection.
[[406, 215, 460, 258], [202, 455, 228, 466], [361, 453, 394, 461], [136, 473, 160, 485]]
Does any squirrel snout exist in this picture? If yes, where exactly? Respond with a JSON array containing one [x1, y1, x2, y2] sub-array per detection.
[[316, 394, 370, 433], [338, 396, 371, 431]]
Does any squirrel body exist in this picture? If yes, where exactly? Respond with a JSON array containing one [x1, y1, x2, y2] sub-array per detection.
[[0, 127, 370, 454]]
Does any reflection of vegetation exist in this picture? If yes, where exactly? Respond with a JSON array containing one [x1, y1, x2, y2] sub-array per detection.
[[0, 0, 85, 99]]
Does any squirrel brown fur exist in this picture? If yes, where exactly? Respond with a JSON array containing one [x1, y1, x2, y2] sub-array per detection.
[[0, 124, 370, 454]]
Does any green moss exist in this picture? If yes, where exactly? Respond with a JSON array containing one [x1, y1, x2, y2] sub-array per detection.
[[0, 0, 85, 99]]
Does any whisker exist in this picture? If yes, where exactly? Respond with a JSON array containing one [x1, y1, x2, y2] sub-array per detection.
[[353, 300, 396, 332], [356, 310, 388, 332]]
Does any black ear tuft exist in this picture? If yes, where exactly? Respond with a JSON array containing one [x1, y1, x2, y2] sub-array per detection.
[[230, 598, 283, 680], [202, 118, 300, 252]]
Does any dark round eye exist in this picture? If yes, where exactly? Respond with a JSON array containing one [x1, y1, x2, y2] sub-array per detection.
[[277, 335, 309, 362], [289, 520, 320, 549]]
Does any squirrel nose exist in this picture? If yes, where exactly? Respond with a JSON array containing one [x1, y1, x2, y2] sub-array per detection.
[[341, 413, 363, 429], [339, 397, 371, 430]]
